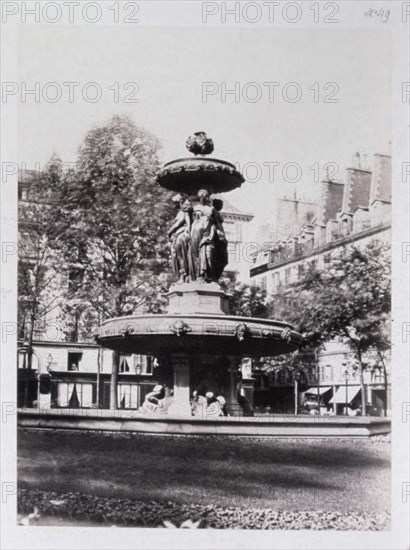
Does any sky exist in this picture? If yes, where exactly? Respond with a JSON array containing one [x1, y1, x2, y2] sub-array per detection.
[[17, 26, 391, 237]]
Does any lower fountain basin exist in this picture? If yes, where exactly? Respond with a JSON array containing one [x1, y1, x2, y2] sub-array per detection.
[[97, 314, 302, 357]]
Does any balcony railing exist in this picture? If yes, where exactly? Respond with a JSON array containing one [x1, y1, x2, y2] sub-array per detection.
[[250, 222, 391, 277]]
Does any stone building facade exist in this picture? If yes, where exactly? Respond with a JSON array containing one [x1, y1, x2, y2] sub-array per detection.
[[219, 196, 254, 281], [249, 154, 391, 416], [17, 340, 157, 409]]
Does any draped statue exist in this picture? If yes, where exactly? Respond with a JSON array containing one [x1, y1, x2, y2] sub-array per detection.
[[167, 189, 229, 284], [212, 197, 229, 280], [191, 189, 228, 283], [168, 194, 196, 282], [191, 189, 216, 282]]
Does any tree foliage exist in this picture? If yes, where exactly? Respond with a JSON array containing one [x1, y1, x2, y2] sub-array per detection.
[[53, 116, 174, 408], [275, 242, 391, 351], [56, 115, 174, 321], [18, 156, 69, 405], [271, 241, 391, 413], [227, 282, 271, 318]]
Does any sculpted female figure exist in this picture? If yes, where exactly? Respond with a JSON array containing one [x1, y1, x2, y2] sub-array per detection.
[[167, 194, 196, 282], [191, 189, 220, 282], [212, 198, 229, 280]]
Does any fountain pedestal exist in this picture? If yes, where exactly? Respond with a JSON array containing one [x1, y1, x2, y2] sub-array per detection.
[[167, 354, 192, 417], [226, 362, 242, 416], [167, 282, 230, 316]]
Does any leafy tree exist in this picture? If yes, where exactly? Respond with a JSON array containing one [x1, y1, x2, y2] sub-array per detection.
[[56, 116, 174, 408], [271, 241, 391, 415], [224, 281, 308, 404], [226, 282, 271, 318], [18, 156, 68, 406]]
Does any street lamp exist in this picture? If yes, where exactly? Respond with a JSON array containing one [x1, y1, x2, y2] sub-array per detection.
[[344, 368, 349, 416], [37, 353, 53, 410], [135, 363, 142, 410], [314, 348, 320, 416], [294, 370, 301, 415], [20, 341, 29, 369]]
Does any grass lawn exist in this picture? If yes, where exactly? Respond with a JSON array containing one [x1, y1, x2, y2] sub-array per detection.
[[18, 429, 390, 514]]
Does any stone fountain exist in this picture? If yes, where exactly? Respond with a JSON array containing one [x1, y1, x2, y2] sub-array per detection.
[[98, 132, 302, 418]]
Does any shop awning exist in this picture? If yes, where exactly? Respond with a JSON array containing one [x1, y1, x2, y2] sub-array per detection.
[[305, 386, 332, 395], [329, 386, 360, 404]]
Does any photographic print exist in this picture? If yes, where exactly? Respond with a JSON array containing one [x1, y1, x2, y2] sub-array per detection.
[[1, 1, 409, 549]]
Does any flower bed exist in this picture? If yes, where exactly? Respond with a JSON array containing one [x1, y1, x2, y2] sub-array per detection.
[[18, 489, 390, 530]]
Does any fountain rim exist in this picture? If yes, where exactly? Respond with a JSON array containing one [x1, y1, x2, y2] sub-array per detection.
[[160, 156, 241, 171], [97, 313, 305, 355], [99, 312, 297, 329], [156, 156, 245, 194]]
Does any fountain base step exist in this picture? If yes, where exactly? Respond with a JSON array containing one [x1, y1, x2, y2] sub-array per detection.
[[18, 409, 391, 438]]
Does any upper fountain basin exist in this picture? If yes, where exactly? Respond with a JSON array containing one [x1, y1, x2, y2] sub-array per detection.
[[156, 157, 245, 195]]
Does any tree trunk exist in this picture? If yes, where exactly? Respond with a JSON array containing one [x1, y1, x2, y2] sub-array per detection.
[[73, 309, 79, 342], [110, 349, 119, 410], [357, 348, 367, 416], [23, 318, 35, 408], [96, 345, 101, 408], [377, 349, 388, 417], [294, 378, 298, 415]]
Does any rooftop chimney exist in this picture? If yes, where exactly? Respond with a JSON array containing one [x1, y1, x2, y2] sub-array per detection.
[[317, 180, 344, 225], [370, 154, 391, 204], [342, 165, 372, 214]]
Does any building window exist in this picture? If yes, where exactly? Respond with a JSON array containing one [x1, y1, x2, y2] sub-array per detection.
[[68, 266, 84, 293], [117, 382, 156, 409], [272, 272, 280, 290], [33, 317, 47, 339], [341, 219, 350, 236], [119, 355, 131, 373], [144, 356, 154, 375], [320, 365, 326, 381], [18, 187, 28, 200], [234, 222, 242, 242], [56, 382, 95, 408], [19, 232, 36, 259], [18, 349, 39, 370], [224, 222, 235, 242], [132, 354, 154, 375], [67, 352, 83, 371]]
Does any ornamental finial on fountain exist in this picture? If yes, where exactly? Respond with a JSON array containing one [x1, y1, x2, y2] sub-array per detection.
[[186, 132, 214, 156]]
